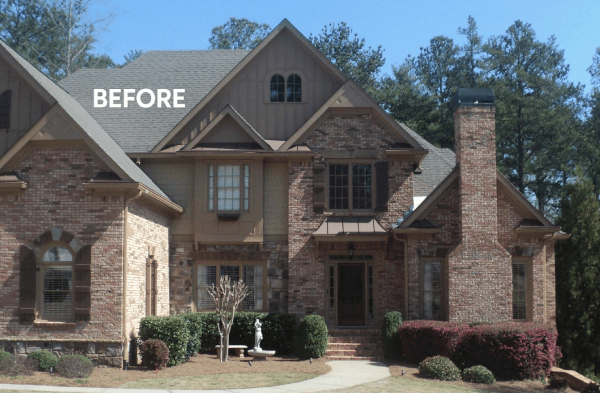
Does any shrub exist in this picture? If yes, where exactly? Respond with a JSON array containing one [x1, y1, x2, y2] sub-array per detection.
[[548, 374, 569, 389], [419, 356, 461, 381], [27, 351, 59, 371], [139, 339, 169, 371], [0, 356, 36, 376], [0, 351, 13, 362], [382, 311, 402, 359], [295, 314, 328, 359], [462, 365, 496, 384], [139, 315, 190, 366], [261, 313, 297, 355], [398, 320, 464, 363], [55, 355, 93, 378], [583, 383, 600, 393], [180, 312, 204, 359]]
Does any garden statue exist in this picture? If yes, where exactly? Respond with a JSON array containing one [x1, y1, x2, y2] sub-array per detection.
[[254, 318, 263, 350]]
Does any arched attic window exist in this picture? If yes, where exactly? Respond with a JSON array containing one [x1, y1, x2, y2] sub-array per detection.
[[270, 74, 285, 102], [287, 74, 301, 102]]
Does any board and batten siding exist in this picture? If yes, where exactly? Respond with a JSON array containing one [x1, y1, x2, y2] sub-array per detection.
[[0, 57, 52, 157], [170, 30, 343, 146]]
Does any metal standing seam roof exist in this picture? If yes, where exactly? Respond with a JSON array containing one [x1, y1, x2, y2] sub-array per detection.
[[313, 217, 388, 236], [58, 50, 251, 153], [0, 39, 169, 198]]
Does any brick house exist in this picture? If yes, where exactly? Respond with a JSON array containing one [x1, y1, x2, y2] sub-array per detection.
[[0, 19, 566, 365]]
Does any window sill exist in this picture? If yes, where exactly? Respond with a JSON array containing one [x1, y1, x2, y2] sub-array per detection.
[[264, 101, 308, 105], [324, 211, 376, 216], [33, 320, 76, 327]]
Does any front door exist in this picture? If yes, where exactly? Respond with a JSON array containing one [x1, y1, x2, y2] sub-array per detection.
[[337, 263, 365, 326]]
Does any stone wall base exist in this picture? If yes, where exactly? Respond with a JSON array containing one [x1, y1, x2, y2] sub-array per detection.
[[0, 340, 124, 368]]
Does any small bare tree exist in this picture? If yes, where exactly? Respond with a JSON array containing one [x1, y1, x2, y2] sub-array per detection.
[[206, 275, 249, 362]]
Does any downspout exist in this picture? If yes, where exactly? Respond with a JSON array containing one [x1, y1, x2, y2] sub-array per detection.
[[393, 232, 409, 320], [123, 190, 143, 367]]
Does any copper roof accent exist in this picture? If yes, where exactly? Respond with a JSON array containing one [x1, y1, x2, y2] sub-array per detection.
[[313, 216, 388, 236]]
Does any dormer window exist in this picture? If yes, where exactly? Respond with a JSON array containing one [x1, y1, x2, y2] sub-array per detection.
[[269, 74, 302, 103], [287, 74, 301, 102], [270, 75, 285, 102]]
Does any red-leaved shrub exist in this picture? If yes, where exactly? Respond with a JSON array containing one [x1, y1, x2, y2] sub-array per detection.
[[398, 321, 559, 380], [398, 320, 465, 363]]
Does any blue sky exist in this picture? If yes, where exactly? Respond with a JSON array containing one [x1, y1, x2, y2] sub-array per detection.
[[91, 0, 600, 92]]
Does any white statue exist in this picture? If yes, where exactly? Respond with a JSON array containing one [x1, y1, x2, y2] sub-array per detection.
[[254, 318, 263, 350]]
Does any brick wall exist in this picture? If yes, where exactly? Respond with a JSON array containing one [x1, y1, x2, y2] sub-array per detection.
[[288, 113, 413, 321], [125, 201, 170, 343], [0, 148, 125, 365]]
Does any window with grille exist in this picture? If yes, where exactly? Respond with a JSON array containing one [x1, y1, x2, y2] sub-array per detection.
[[422, 260, 442, 320], [286, 74, 301, 102], [196, 263, 264, 311], [328, 163, 373, 211], [270, 75, 285, 102], [512, 261, 529, 321], [41, 246, 73, 320], [208, 164, 250, 213]]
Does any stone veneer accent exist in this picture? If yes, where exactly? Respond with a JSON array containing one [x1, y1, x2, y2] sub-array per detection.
[[169, 242, 289, 314], [0, 148, 126, 365], [288, 113, 413, 322]]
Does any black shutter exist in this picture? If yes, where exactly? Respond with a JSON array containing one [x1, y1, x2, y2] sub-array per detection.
[[0, 90, 11, 129], [19, 246, 36, 322], [375, 161, 389, 212], [313, 163, 326, 212], [74, 245, 92, 322]]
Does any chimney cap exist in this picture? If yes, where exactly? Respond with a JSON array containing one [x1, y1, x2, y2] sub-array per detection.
[[451, 88, 495, 111]]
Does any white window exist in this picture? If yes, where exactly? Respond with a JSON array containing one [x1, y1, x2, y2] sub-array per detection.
[[208, 164, 250, 212], [40, 246, 73, 320], [196, 263, 264, 311]]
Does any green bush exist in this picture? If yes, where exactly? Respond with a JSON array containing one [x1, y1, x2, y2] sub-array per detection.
[[228, 312, 265, 349], [139, 315, 190, 366], [27, 351, 59, 371], [55, 355, 93, 378], [0, 351, 13, 362], [261, 314, 297, 355], [180, 312, 204, 359], [382, 311, 402, 359], [294, 314, 328, 359], [462, 365, 496, 384], [139, 339, 169, 371], [419, 356, 461, 381]]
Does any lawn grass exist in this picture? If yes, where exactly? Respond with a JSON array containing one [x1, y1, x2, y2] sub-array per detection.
[[324, 376, 486, 393], [118, 372, 318, 389]]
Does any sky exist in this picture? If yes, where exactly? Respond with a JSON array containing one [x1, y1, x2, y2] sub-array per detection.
[[90, 0, 600, 92]]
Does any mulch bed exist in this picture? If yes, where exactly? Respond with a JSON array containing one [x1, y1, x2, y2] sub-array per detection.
[[0, 353, 330, 388]]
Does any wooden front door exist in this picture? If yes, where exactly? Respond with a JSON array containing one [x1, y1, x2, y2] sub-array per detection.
[[337, 263, 365, 326]]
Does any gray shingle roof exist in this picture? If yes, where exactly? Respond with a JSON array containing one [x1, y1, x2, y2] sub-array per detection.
[[399, 123, 456, 197], [59, 50, 250, 153], [0, 39, 169, 198]]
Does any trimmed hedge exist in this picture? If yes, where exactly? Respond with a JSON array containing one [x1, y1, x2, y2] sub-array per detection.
[[139, 316, 190, 366], [382, 311, 403, 359], [140, 339, 169, 370], [179, 312, 204, 359], [462, 365, 495, 384], [0, 351, 13, 362], [27, 350, 59, 371], [295, 314, 328, 359], [398, 321, 559, 380], [419, 356, 461, 381]]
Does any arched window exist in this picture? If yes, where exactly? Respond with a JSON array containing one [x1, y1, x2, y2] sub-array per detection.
[[270, 75, 285, 102], [287, 74, 301, 102], [40, 245, 74, 320]]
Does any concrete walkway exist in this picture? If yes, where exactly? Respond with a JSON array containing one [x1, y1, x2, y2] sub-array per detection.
[[0, 360, 390, 393]]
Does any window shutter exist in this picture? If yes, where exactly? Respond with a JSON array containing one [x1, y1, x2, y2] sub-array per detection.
[[19, 246, 36, 322], [375, 161, 389, 212], [313, 163, 326, 212], [0, 90, 11, 129], [146, 258, 152, 316], [74, 245, 92, 322]]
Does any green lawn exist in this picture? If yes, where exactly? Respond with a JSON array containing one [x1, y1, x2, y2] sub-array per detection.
[[325, 377, 487, 393]]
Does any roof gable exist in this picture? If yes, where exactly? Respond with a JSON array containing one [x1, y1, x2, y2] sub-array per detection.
[[181, 105, 271, 151], [278, 80, 426, 153], [152, 19, 348, 153]]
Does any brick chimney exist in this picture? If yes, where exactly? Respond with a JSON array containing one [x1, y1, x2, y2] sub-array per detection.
[[447, 88, 512, 323], [453, 88, 497, 244]]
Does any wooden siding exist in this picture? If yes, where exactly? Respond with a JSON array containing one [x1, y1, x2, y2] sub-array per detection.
[[170, 30, 343, 146], [0, 57, 52, 158]]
